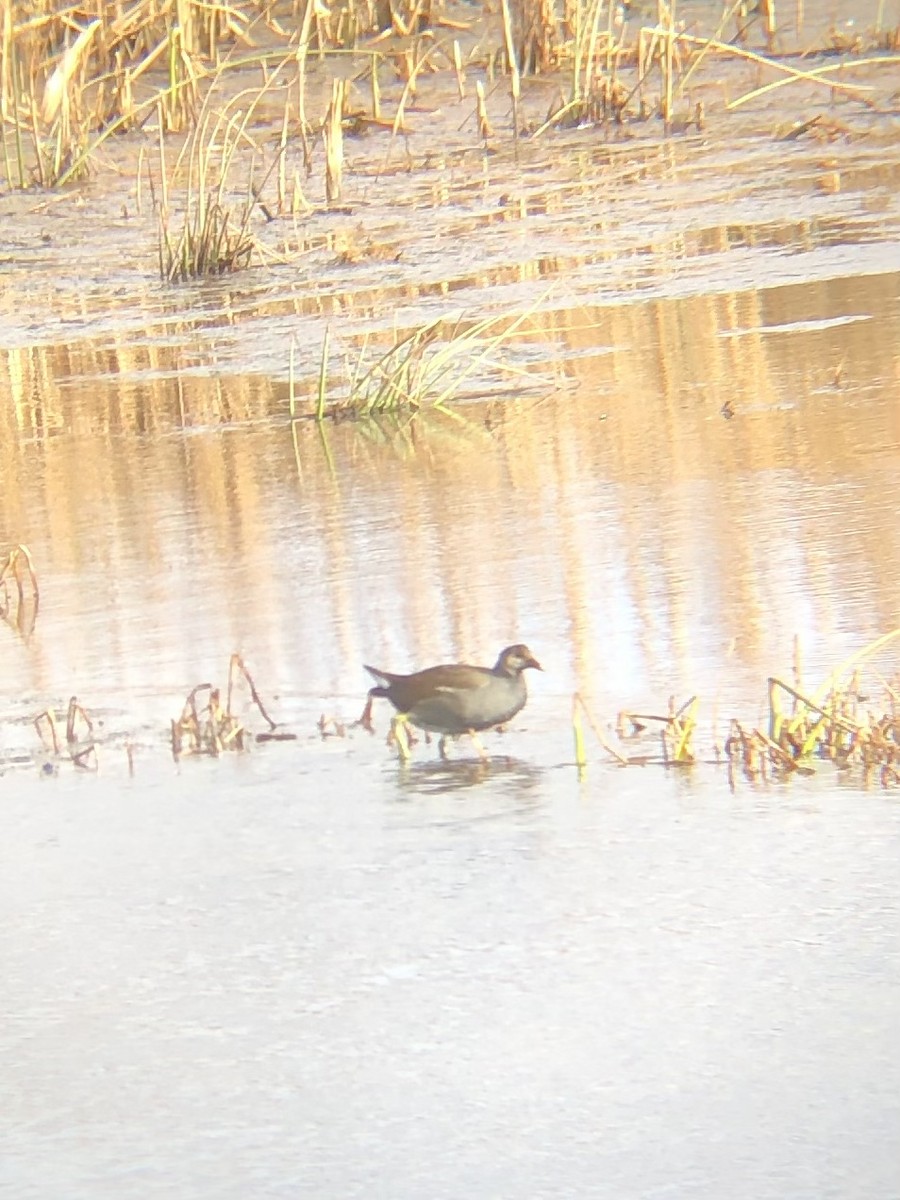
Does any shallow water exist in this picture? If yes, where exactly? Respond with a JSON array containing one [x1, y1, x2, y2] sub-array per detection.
[[2, 264, 899, 729], [3, 9, 900, 1196]]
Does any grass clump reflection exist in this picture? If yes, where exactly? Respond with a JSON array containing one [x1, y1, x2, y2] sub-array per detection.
[[293, 298, 552, 422]]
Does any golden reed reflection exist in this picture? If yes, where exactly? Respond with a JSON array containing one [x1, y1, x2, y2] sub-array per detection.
[[1, 270, 899, 713]]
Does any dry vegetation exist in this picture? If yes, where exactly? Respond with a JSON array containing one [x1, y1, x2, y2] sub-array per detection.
[[289, 298, 554, 422], [5, 540, 900, 784], [2, 1, 897, 422], [2, 0, 897, 274], [1, 11, 898, 742], [171, 653, 295, 757], [16, 630, 900, 784], [34, 695, 99, 771], [0, 543, 39, 638], [572, 629, 900, 790]]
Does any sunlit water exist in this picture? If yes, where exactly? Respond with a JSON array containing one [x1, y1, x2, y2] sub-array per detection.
[[3, 28, 900, 1196]]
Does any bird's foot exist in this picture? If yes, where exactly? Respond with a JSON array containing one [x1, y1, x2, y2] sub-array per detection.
[[353, 693, 377, 733], [317, 714, 346, 738]]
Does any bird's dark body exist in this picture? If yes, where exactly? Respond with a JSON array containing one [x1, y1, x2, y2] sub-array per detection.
[[363, 644, 541, 737]]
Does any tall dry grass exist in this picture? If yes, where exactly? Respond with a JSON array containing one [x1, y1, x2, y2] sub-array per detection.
[[1, 0, 896, 279]]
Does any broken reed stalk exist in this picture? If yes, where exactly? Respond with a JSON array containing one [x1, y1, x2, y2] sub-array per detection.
[[573, 700, 586, 768], [317, 714, 347, 738], [619, 695, 697, 765], [40, 17, 99, 125], [672, 32, 884, 108], [66, 696, 97, 768], [755, 727, 815, 775], [34, 708, 61, 756], [665, 693, 698, 763], [475, 80, 493, 141], [575, 0, 611, 103], [295, 0, 317, 171], [171, 654, 288, 758], [452, 40, 465, 99], [324, 76, 345, 203], [572, 693, 629, 765], [499, 0, 521, 150], [370, 53, 381, 118], [316, 326, 331, 420], [34, 697, 98, 770], [724, 721, 763, 789], [0, 544, 40, 637], [226, 653, 278, 733], [660, 0, 675, 126], [727, 53, 897, 110], [759, 0, 776, 51]]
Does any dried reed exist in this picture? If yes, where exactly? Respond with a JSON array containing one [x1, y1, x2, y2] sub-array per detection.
[[156, 65, 289, 280], [0, 544, 40, 638], [34, 697, 98, 771], [324, 76, 346, 203], [171, 653, 288, 758]]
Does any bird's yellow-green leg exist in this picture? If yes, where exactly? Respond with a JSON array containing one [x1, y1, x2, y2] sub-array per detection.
[[468, 730, 488, 761], [390, 713, 412, 762], [438, 731, 487, 760]]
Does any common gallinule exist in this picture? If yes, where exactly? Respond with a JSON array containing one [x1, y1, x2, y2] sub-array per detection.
[[359, 643, 542, 757]]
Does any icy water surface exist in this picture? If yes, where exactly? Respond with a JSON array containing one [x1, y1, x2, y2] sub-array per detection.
[[2, 764, 900, 1199], [3, 11, 900, 1194]]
